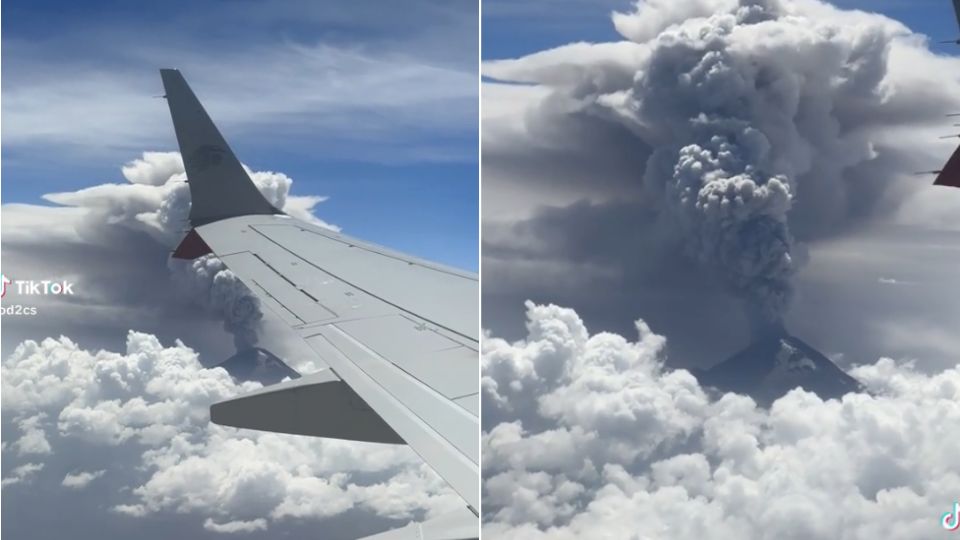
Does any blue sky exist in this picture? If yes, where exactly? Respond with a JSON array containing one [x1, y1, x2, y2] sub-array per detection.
[[2, 0, 478, 270], [483, 0, 960, 59]]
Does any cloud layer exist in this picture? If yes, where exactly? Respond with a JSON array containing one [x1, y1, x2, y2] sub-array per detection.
[[1, 331, 460, 533], [3, 0, 478, 165], [482, 301, 960, 539]]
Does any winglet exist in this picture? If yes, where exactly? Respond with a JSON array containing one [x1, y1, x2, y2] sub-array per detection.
[[935, 143, 960, 189], [171, 229, 213, 259], [160, 68, 283, 226], [210, 369, 404, 444]]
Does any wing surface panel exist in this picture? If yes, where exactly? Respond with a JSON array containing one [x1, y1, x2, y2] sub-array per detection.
[[195, 214, 479, 511]]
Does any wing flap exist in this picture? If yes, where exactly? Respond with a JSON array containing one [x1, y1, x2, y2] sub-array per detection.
[[335, 316, 477, 399], [358, 506, 478, 540], [304, 329, 479, 510], [211, 369, 403, 444]]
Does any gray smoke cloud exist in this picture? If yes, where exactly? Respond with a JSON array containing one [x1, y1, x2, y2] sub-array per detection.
[[483, 0, 960, 332], [652, 115, 795, 322], [169, 256, 264, 350], [620, 1, 885, 322]]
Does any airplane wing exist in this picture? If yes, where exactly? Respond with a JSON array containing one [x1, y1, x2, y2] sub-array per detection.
[[954, 0, 960, 34], [932, 1, 960, 188], [935, 143, 960, 188], [159, 69, 479, 538]]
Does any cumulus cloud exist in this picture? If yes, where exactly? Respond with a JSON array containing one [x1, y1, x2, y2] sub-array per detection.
[[203, 518, 268, 534], [1, 331, 460, 531], [12, 414, 53, 456], [481, 0, 960, 346], [482, 302, 960, 539], [62, 470, 106, 489], [45, 150, 338, 245], [1, 463, 46, 489]]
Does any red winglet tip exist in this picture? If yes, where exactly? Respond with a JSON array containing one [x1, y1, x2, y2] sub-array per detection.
[[172, 229, 213, 259]]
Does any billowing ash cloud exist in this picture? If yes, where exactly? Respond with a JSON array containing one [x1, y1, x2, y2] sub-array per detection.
[[625, 0, 897, 321], [483, 0, 960, 328], [5, 151, 337, 354], [655, 117, 795, 322], [169, 256, 264, 350], [1, 332, 459, 532], [481, 302, 960, 539], [614, 0, 886, 321]]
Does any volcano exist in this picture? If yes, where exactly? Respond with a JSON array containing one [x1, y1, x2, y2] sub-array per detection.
[[694, 329, 862, 406], [213, 347, 301, 385]]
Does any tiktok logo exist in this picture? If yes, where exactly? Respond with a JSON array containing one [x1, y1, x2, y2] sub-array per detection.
[[943, 502, 960, 532]]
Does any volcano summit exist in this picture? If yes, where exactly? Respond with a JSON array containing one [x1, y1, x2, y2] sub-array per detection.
[[695, 330, 862, 406]]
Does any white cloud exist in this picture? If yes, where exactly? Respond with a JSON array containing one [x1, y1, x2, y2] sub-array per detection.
[[203, 518, 268, 534], [2, 463, 46, 489], [1, 331, 459, 531], [611, 0, 737, 43], [62, 470, 107, 489], [482, 302, 960, 539], [40, 151, 338, 246], [122, 152, 187, 186], [12, 415, 53, 456], [484, 41, 647, 89], [4, 40, 477, 164]]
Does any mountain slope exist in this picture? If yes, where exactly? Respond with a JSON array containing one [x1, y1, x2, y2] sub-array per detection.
[[213, 347, 301, 385], [695, 331, 862, 406]]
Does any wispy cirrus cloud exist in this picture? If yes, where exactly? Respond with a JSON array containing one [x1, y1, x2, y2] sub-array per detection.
[[2, 0, 478, 166], [3, 43, 477, 163]]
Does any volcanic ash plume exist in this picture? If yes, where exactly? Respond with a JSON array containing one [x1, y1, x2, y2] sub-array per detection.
[[119, 152, 266, 349], [656, 116, 795, 323], [623, 1, 895, 324], [169, 255, 264, 350]]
